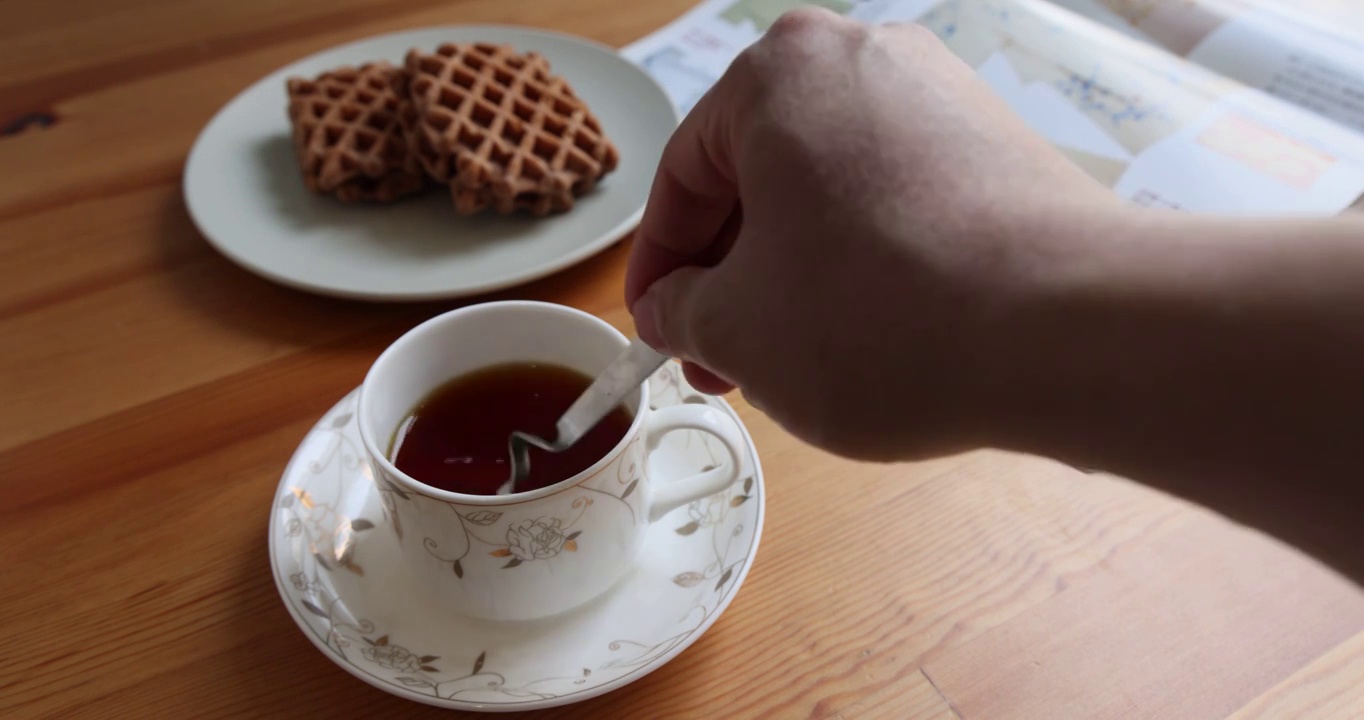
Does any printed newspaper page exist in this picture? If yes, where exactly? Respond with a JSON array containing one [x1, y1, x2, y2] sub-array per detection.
[[623, 0, 1364, 215], [1045, 0, 1364, 132]]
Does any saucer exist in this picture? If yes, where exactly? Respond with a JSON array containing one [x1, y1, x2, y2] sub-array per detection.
[[185, 26, 678, 301], [267, 363, 764, 711]]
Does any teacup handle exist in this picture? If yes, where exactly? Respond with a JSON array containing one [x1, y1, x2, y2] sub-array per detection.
[[645, 405, 746, 523]]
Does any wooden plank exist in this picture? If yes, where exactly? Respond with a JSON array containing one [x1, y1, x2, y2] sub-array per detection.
[[5, 0, 1364, 716], [0, 0, 694, 220], [1228, 629, 1364, 720], [0, 416, 346, 719], [837, 670, 963, 720], [0, 282, 626, 514], [0, 0, 697, 121], [0, 0, 449, 90], [0, 185, 212, 318], [922, 516, 1364, 720], [0, 212, 630, 450], [0, 414, 1204, 717], [0, 255, 402, 450]]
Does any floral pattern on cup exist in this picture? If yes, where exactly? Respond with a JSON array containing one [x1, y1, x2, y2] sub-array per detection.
[[417, 494, 600, 578], [494, 518, 580, 565], [367, 418, 646, 585]]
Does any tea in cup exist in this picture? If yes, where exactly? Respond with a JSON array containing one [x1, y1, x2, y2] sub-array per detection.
[[357, 301, 744, 620]]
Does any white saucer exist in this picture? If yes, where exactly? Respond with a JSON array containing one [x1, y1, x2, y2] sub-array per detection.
[[268, 363, 764, 711], [185, 26, 677, 301]]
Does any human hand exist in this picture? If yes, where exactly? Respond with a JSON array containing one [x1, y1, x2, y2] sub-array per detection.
[[626, 8, 1123, 460]]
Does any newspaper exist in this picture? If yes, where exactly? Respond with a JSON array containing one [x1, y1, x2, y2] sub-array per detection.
[[1048, 0, 1364, 132], [623, 0, 1364, 215]]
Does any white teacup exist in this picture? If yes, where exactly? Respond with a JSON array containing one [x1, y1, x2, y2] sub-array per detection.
[[357, 301, 744, 621]]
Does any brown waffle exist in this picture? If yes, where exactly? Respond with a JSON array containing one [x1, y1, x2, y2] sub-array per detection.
[[404, 43, 620, 216], [286, 63, 425, 203]]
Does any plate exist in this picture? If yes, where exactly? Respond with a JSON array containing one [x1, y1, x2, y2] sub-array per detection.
[[185, 26, 677, 301], [268, 363, 764, 710]]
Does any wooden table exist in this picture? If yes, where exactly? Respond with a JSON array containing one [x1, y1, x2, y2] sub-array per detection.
[[4, 1, 1364, 717]]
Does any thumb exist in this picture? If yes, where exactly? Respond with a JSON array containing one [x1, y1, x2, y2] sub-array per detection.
[[631, 266, 715, 362], [633, 266, 740, 396]]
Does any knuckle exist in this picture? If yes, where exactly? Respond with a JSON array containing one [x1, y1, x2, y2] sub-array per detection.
[[767, 7, 842, 40], [727, 45, 761, 83], [750, 8, 862, 81]]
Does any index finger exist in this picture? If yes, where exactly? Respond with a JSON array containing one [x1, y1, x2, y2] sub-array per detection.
[[625, 71, 745, 308]]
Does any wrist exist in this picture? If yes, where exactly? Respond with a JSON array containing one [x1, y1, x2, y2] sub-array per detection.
[[958, 202, 1162, 457], [968, 205, 1364, 472]]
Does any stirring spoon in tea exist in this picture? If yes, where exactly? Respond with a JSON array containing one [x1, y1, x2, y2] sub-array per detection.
[[498, 338, 669, 495]]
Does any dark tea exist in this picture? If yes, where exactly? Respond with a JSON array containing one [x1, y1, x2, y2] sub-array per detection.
[[390, 362, 633, 496]]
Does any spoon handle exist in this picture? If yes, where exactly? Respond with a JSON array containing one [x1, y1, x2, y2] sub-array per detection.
[[555, 338, 669, 446]]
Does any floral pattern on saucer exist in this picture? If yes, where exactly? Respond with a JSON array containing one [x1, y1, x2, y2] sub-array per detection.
[[268, 363, 763, 710]]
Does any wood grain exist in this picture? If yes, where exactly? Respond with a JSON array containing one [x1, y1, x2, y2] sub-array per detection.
[[2, 1, 1363, 718], [921, 517, 1364, 719], [0, 0, 694, 219], [1229, 629, 1364, 720]]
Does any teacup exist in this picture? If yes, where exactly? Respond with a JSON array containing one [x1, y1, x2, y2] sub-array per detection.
[[357, 301, 744, 620]]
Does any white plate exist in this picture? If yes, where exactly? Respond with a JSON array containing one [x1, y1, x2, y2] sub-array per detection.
[[268, 363, 764, 711], [185, 26, 677, 301]]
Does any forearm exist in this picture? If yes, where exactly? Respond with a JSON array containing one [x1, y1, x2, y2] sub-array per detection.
[[985, 208, 1364, 580]]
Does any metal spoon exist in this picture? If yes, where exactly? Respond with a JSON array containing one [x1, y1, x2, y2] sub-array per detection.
[[497, 338, 669, 495]]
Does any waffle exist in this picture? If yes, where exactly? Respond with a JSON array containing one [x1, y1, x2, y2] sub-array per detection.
[[286, 63, 425, 203], [404, 43, 619, 216]]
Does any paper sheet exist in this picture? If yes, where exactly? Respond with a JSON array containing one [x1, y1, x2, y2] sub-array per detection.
[[623, 0, 1364, 215], [1047, 0, 1364, 131]]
